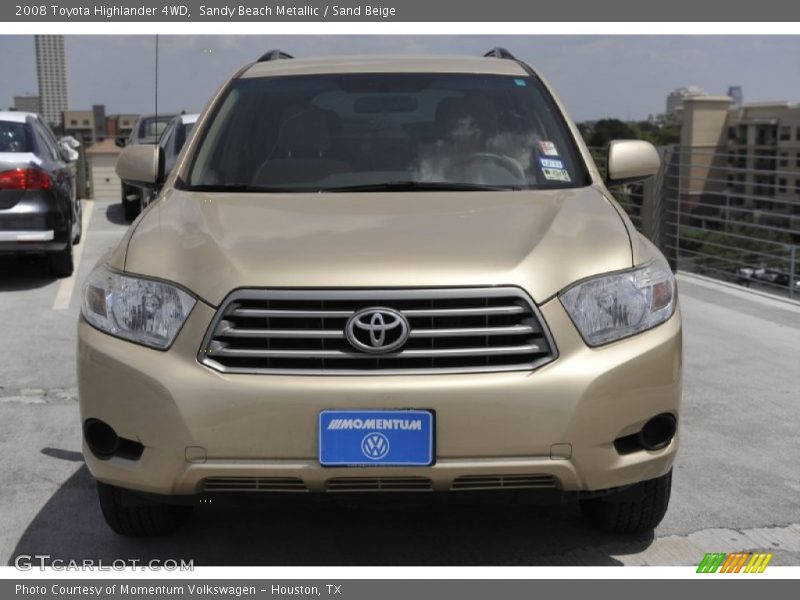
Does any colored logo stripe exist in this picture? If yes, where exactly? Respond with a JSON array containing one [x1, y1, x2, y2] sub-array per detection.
[[697, 552, 772, 573], [745, 553, 773, 573]]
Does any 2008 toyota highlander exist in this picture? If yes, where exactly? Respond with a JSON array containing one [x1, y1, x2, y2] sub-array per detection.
[[79, 48, 681, 537]]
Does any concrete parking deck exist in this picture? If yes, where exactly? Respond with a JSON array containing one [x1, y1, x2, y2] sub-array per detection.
[[0, 198, 798, 566]]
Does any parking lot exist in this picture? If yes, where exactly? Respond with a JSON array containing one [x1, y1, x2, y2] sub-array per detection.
[[1, 197, 799, 566]]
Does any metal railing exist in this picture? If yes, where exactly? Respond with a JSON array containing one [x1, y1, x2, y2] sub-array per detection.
[[590, 145, 800, 299]]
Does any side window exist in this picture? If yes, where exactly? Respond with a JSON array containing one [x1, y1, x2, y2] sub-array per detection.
[[32, 120, 61, 162], [160, 122, 176, 161]]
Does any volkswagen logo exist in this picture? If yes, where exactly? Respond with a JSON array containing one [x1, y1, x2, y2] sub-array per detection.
[[345, 307, 410, 354], [361, 432, 390, 460]]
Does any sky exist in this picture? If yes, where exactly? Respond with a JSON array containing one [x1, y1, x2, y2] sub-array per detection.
[[2, 35, 799, 122]]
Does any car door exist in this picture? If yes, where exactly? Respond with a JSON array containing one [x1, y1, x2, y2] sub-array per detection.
[[32, 118, 76, 224]]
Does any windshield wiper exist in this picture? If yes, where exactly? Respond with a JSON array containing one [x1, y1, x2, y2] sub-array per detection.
[[181, 183, 301, 193], [321, 181, 521, 193]]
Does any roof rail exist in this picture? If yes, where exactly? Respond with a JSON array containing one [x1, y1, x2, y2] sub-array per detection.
[[257, 50, 294, 62], [483, 47, 516, 60]]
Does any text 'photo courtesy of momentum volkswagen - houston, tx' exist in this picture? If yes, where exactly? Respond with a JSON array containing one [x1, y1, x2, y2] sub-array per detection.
[[79, 48, 681, 537]]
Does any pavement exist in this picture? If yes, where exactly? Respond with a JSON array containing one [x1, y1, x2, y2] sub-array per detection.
[[0, 197, 798, 566]]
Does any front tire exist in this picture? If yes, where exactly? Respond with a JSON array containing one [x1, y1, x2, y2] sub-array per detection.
[[97, 481, 193, 537], [580, 469, 672, 534], [123, 197, 140, 221]]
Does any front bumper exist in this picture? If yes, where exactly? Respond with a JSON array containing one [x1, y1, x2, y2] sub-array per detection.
[[78, 296, 682, 497]]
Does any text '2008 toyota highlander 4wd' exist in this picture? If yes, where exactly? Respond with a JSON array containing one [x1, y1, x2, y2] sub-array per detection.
[[80, 48, 681, 537]]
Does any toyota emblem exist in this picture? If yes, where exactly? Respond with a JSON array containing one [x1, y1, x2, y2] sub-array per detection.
[[345, 307, 410, 354]]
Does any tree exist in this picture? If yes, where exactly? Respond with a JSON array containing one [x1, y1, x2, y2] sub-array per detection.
[[586, 119, 639, 148]]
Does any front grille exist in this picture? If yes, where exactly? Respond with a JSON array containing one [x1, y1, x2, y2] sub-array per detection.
[[199, 288, 556, 374], [451, 474, 557, 491], [202, 477, 308, 492], [325, 477, 433, 492]]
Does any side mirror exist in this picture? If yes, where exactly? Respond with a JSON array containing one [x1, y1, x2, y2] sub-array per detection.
[[606, 140, 660, 184], [59, 136, 81, 150], [59, 142, 79, 163], [116, 144, 162, 187], [115, 136, 128, 148]]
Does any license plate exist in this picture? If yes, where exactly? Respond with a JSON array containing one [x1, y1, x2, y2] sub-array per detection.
[[318, 410, 434, 467]]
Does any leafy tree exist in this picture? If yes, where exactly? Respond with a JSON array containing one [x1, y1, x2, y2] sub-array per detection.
[[578, 119, 681, 148], [586, 119, 639, 148]]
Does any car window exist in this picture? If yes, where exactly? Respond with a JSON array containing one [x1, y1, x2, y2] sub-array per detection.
[[160, 121, 176, 157], [187, 73, 588, 191], [32, 120, 61, 161], [0, 121, 33, 153], [40, 120, 66, 160], [176, 122, 194, 153], [136, 117, 173, 144]]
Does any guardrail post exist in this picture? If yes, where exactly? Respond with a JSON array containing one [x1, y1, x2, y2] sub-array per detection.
[[790, 245, 797, 300], [75, 138, 89, 199], [640, 177, 656, 245], [655, 145, 678, 271]]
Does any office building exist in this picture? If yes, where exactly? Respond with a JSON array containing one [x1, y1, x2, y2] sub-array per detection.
[[666, 86, 708, 116], [677, 97, 800, 231], [13, 95, 41, 114], [35, 35, 68, 128], [727, 86, 743, 108]]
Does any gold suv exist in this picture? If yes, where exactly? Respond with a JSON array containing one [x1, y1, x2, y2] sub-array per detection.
[[80, 48, 681, 537]]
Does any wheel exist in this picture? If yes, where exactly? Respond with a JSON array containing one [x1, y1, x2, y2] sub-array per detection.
[[49, 238, 74, 278], [123, 197, 140, 221], [97, 481, 193, 537], [580, 469, 672, 534]]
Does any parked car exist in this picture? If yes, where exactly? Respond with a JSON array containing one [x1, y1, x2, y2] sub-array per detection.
[[0, 111, 81, 276], [81, 49, 681, 537], [140, 113, 199, 208], [116, 113, 176, 221], [734, 265, 794, 289]]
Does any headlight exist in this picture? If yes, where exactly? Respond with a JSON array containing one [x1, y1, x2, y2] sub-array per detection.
[[81, 264, 196, 349], [560, 260, 676, 347]]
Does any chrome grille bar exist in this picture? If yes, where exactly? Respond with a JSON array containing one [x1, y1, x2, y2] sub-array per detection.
[[199, 287, 557, 374], [207, 344, 542, 359]]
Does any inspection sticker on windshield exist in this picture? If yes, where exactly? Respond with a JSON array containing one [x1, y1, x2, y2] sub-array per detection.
[[538, 140, 559, 156], [539, 158, 564, 169], [542, 168, 571, 182]]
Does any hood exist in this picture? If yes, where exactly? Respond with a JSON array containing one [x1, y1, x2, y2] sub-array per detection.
[[121, 186, 632, 306]]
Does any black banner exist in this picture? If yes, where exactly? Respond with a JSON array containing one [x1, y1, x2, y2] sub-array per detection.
[[4, 0, 800, 22]]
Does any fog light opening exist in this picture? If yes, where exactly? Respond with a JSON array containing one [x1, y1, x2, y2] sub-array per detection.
[[638, 414, 677, 451], [84, 419, 119, 457]]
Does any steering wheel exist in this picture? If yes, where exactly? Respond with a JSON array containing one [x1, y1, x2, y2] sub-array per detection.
[[444, 152, 527, 182]]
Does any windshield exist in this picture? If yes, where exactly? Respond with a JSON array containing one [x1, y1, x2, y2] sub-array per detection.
[[187, 73, 587, 192]]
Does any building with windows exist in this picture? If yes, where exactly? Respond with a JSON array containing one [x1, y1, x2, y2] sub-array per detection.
[[62, 109, 96, 142], [666, 86, 708, 116], [677, 97, 800, 232], [35, 35, 68, 128], [107, 114, 139, 140], [727, 86, 744, 108], [13, 95, 41, 114]]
